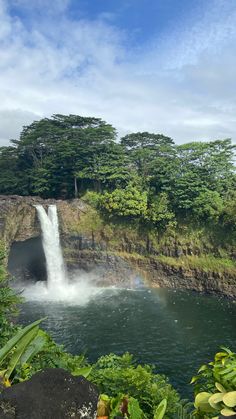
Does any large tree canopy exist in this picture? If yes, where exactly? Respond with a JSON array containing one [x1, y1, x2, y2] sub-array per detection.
[[6, 114, 119, 198], [0, 114, 235, 230]]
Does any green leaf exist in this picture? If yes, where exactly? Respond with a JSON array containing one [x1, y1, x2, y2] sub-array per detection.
[[194, 392, 215, 413], [221, 371, 236, 381], [223, 392, 236, 408], [215, 382, 226, 393], [220, 407, 236, 416], [128, 397, 144, 419], [198, 364, 208, 373], [220, 347, 233, 355], [20, 334, 46, 365], [5, 327, 39, 379], [72, 366, 92, 378], [154, 398, 167, 419], [0, 318, 46, 366], [190, 375, 199, 384], [208, 393, 224, 409], [215, 352, 229, 361]]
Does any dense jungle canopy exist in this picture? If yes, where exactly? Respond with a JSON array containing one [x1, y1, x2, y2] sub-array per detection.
[[0, 114, 235, 231]]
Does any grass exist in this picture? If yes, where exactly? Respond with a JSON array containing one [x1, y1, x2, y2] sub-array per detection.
[[115, 251, 146, 261], [156, 255, 236, 276]]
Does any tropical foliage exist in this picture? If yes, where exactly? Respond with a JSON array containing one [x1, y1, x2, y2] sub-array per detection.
[[0, 318, 45, 386], [0, 115, 235, 235], [192, 347, 236, 417], [0, 243, 21, 347], [90, 352, 181, 418]]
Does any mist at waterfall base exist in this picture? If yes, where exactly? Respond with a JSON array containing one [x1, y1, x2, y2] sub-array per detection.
[[22, 269, 111, 305], [17, 205, 236, 397]]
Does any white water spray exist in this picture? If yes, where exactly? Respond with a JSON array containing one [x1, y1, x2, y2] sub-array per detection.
[[35, 205, 67, 289]]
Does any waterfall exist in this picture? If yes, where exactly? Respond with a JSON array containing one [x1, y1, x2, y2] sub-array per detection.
[[23, 204, 110, 303], [35, 205, 67, 288]]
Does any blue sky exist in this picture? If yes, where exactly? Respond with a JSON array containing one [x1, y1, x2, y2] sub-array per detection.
[[9, 0, 196, 44], [0, 0, 236, 144]]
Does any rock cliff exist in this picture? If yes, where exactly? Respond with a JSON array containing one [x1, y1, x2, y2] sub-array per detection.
[[0, 195, 135, 285], [0, 195, 235, 298], [0, 195, 84, 246]]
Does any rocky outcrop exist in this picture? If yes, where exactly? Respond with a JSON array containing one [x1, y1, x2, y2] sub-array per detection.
[[0, 368, 99, 419]]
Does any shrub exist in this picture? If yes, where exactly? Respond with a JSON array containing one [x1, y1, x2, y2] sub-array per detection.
[[192, 347, 236, 417], [0, 242, 22, 347], [90, 353, 181, 418]]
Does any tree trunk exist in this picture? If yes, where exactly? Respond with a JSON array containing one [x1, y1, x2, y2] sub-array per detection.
[[74, 176, 78, 198]]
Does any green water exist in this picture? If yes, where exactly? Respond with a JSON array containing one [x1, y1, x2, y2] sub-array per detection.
[[19, 287, 236, 397]]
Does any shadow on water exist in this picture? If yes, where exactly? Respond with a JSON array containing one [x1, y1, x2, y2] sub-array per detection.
[[19, 286, 236, 398]]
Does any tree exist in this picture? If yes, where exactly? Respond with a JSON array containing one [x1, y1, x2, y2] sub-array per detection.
[[146, 192, 175, 228], [172, 171, 205, 213], [193, 190, 224, 222], [0, 115, 235, 234], [120, 132, 175, 185], [222, 191, 236, 229], [176, 140, 236, 195], [7, 114, 117, 198], [75, 142, 132, 193], [0, 147, 19, 194], [100, 184, 147, 218], [172, 140, 236, 216]]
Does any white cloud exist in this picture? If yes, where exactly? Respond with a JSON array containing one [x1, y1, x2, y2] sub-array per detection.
[[0, 0, 235, 146], [0, 109, 40, 144]]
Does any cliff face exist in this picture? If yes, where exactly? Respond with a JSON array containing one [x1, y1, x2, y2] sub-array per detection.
[[0, 195, 135, 285], [124, 254, 236, 298], [0, 195, 85, 247], [0, 195, 40, 245], [0, 195, 235, 298]]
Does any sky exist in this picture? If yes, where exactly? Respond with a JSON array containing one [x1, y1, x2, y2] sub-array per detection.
[[0, 0, 236, 145]]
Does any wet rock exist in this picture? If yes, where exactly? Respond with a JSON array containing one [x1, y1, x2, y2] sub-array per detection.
[[0, 368, 99, 419]]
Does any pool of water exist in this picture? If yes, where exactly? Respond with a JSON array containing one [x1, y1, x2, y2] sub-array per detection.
[[19, 287, 236, 397]]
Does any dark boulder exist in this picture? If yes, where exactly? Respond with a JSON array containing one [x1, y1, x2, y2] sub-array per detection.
[[0, 368, 99, 419]]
